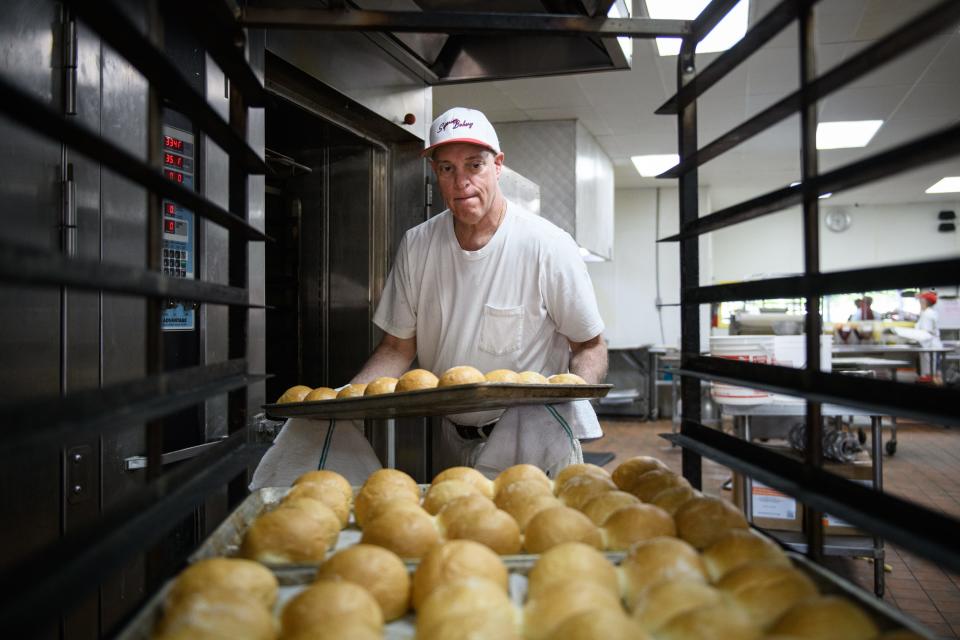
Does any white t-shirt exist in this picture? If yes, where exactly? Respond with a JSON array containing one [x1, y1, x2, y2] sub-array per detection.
[[917, 307, 940, 340], [373, 200, 605, 424]]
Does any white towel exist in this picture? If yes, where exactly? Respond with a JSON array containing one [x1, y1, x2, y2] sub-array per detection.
[[249, 418, 383, 489]]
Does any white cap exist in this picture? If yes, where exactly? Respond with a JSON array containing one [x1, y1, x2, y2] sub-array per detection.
[[422, 107, 501, 158]]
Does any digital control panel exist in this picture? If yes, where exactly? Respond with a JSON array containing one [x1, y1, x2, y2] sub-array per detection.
[[161, 125, 195, 331]]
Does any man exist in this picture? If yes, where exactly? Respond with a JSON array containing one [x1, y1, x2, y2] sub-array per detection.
[[915, 290, 941, 383]]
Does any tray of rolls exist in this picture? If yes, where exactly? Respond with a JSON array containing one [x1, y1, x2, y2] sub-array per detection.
[[262, 365, 613, 420]]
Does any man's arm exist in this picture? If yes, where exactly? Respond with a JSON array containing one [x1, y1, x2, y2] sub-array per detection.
[[569, 334, 608, 384], [350, 333, 417, 384]]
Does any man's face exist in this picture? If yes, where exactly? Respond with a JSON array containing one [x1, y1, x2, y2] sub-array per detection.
[[431, 143, 504, 225]]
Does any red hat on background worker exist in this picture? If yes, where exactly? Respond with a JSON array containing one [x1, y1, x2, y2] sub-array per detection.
[[918, 291, 938, 306]]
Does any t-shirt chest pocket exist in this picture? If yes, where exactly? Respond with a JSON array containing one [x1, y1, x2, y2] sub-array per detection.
[[478, 305, 524, 356]]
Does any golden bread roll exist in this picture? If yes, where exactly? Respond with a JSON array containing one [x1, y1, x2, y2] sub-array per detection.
[[702, 529, 789, 582], [280, 581, 383, 637], [675, 496, 749, 549], [494, 478, 554, 510], [557, 473, 617, 510], [485, 368, 520, 383], [437, 365, 486, 387], [292, 469, 353, 505], [620, 536, 708, 609], [547, 372, 587, 384], [655, 600, 762, 640], [154, 589, 276, 640], [767, 595, 878, 640], [280, 619, 381, 640], [523, 506, 602, 553], [354, 470, 420, 527], [396, 368, 439, 392], [363, 467, 419, 494], [718, 563, 818, 629], [504, 494, 562, 532], [303, 386, 337, 402], [417, 577, 514, 638], [336, 383, 367, 398], [516, 370, 549, 384], [239, 502, 339, 563], [418, 606, 520, 640], [611, 456, 668, 491], [527, 542, 619, 600], [435, 494, 498, 532], [364, 376, 398, 395], [554, 463, 612, 494], [523, 580, 622, 640], [277, 384, 312, 404], [165, 558, 278, 611], [631, 579, 722, 631], [431, 466, 494, 498], [545, 609, 650, 640], [360, 505, 439, 558], [601, 503, 676, 550], [422, 479, 482, 515], [314, 544, 410, 621], [284, 484, 350, 528], [444, 507, 522, 555], [625, 468, 690, 502], [648, 484, 698, 516], [493, 464, 552, 497], [412, 539, 508, 610], [581, 490, 641, 526]]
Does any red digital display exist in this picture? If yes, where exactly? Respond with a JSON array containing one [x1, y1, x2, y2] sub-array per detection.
[[165, 169, 184, 183], [164, 153, 184, 168], [164, 218, 176, 233], [165, 202, 176, 215], [163, 135, 184, 151]]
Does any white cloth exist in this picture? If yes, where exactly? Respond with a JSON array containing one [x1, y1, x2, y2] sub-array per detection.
[[249, 418, 382, 489], [916, 307, 942, 377], [373, 200, 604, 429]]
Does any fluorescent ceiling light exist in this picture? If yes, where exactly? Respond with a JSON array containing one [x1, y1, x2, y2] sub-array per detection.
[[645, 0, 749, 56], [789, 181, 831, 198], [816, 120, 883, 150], [631, 154, 679, 177], [925, 177, 960, 193]]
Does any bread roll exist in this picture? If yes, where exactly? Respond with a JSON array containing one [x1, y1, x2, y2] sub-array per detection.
[[620, 536, 707, 609], [503, 494, 562, 532], [417, 577, 513, 638], [431, 466, 494, 498], [601, 503, 676, 550], [523, 580, 622, 640], [304, 386, 337, 402], [422, 479, 481, 515], [165, 558, 278, 611], [154, 589, 276, 640], [360, 505, 439, 558], [336, 383, 367, 398], [314, 544, 410, 621], [625, 468, 690, 502], [412, 539, 508, 610], [418, 607, 520, 640], [648, 484, 698, 516], [293, 469, 353, 505], [437, 365, 486, 386], [557, 473, 617, 510], [364, 376, 398, 395], [523, 506, 602, 553], [444, 507, 522, 555], [435, 494, 498, 532], [702, 529, 789, 582], [631, 579, 722, 631], [527, 542, 619, 600], [284, 484, 350, 528], [611, 455, 667, 489], [675, 496, 749, 549], [493, 464, 552, 497], [655, 600, 762, 640], [581, 490, 641, 526], [240, 502, 339, 563], [547, 372, 587, 384], [280, 581, 383, 637], [364, 467, 419, 494], [516, 370, 549, 384], [354, 470, 420, 527], [554, 463, 612, 494], [494, 478, 554, 510], [485, 368, 520, 383], [718, 563, 818, 629], [277, 384, 312, 404], [396, 368, 439, 392], [767, 595, 878, 640], [546, 609, 650, 640], [280, 619, 381, 640]]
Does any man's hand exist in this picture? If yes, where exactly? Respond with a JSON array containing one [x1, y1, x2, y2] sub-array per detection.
[[568, 334, 608, 384], [350, 333, 417, 384]]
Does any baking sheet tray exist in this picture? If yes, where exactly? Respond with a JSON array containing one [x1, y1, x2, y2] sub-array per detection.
[[262, 383, 613, 420]]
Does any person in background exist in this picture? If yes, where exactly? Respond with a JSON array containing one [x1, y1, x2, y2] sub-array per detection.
[[849, 296, 875, 321], [915, 290, 941, 383]]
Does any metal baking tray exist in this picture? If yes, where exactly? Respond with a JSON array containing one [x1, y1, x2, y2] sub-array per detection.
[[262, 383, 613, 420]]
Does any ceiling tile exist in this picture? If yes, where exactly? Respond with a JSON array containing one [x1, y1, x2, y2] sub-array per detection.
[[746, 47, 800, 96], [841, 36, 947, 88], [894, 82, 960, 120], [819, 84, 910, 120]]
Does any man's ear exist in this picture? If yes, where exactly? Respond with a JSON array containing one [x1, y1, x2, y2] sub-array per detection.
[[494, 152, 505, 177]]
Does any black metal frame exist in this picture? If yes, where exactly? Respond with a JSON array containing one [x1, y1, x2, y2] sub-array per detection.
[[657, 0, 960, 575]]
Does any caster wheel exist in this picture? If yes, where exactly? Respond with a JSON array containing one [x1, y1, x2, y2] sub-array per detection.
[[857, 429, 867, 444], [885, 440, 897, 455]]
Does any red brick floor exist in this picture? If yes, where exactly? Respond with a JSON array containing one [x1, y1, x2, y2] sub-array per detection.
[[583, 418, 960, 639]]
